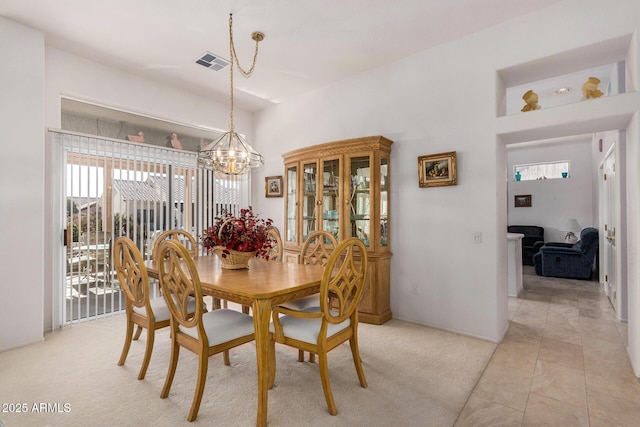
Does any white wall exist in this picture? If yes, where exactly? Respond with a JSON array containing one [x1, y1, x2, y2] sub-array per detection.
[[0, 18, 45, 351], [507, 138, 594, 242], [252, 0, 640, 345]]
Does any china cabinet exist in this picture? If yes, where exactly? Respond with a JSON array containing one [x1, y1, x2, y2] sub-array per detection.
[[282, 135, 392, 324]]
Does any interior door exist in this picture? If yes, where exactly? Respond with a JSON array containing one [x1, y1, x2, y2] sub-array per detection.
[[603, 145, 617, 311]]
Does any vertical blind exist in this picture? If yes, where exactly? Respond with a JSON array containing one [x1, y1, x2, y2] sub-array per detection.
[[52, 129, 248, 324]]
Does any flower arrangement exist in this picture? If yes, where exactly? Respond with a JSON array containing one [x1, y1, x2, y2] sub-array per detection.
[[200, 207, 275, 262]]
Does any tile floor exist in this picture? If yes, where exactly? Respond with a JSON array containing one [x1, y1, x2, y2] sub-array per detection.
[[455, 266, 640, 426]]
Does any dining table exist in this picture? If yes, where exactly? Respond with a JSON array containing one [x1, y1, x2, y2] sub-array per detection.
[[145, 255, 325, 427]]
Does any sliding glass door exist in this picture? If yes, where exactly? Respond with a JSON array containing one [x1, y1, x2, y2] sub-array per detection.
[[54, 130, 248, 324]]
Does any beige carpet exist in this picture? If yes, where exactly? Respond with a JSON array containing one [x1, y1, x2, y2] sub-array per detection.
[[0, 310, 495, 426]]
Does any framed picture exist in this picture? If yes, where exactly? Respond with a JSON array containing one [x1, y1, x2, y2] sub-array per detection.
[[265, 176, 283, 198], [514, 194, 532, 207], [418, 151, 457, 188]]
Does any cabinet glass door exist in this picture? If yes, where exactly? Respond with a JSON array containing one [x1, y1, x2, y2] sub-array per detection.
[[302, 162, 317, 242], [285, 165, 297, 243], [380, 157, 389, 247], [321, 159, 340, 240], [349, 156, 371, 247]]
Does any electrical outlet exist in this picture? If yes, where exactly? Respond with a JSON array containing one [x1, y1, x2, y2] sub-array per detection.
[[473, 232, 482, 244]]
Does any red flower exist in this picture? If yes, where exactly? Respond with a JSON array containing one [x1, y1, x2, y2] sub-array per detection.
[[200, 206, 275, 259]]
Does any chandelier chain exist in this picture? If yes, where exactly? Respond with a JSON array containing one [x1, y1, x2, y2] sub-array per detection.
[[229, 14, 261, 78], [228, 13, 262, 132]]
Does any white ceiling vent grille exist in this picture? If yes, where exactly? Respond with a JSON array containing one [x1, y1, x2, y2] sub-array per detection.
[[195, 52, 229, 71]]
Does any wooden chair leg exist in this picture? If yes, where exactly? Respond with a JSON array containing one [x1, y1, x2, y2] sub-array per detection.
[[242, 305, 250, 314], [118, 318, 134, 366], [309, 352, 315, 363], [349, 335, 368, 388], [298, 349, 304, 362], [268, 335, 277, 389], [138, 327, 154, 380], [187, 351, 209, 422], [160, 335, 180, 399], [318, 350, 337, 415], [133, 325, 143, 340], [223, 350, 230, 366]]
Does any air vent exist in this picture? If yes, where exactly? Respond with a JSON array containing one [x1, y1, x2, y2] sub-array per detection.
[[195, 52, 229, 71]]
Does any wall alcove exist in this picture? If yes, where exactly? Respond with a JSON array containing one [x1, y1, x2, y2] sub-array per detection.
[[496, 33, 635, 119]]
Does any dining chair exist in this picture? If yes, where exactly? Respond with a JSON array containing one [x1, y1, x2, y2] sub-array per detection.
[[157, 239, 256, 422], [97, 235, 113, 287], [300, 230, 338, 267], [150, 229, 211, 304], [113, 236, 182, 380], [269, 237, 368, 415], [151, 229, 198, 262], [266, 225, 283, 261], [285, 230, 338, 362]]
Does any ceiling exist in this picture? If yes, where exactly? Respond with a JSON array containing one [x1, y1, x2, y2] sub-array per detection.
[[1, 0, 564, 114]]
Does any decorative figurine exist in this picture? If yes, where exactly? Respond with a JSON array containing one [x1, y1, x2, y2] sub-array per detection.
[[166, 132, 183, 150], [582, 76, 604, 100], [521, 90, 541, 112], [127, 131, 145, 143]]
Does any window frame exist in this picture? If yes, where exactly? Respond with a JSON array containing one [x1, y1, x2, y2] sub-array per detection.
[[513, 160, 570, 181]]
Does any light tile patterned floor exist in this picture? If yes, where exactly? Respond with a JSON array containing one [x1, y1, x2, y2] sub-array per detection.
[[455, 266, 640, 427]]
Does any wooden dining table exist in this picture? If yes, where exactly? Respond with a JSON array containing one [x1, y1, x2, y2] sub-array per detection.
[[145, 255, 325, 427]]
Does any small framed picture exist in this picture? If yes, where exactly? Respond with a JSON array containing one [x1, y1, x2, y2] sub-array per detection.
[[265, 176, 283, 198], [514, 194, 532, 207], [418, 151, 457, 188]]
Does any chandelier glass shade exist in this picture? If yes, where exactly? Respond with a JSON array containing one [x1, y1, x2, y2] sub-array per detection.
[[198, 14, 264, 175], [198, 130, 264, 175]]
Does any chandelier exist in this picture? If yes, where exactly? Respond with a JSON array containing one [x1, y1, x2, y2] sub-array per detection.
[[198, 14, 265, 175]]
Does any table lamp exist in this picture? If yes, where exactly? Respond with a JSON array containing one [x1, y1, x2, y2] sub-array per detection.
[[562, 218, 582, 243]]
